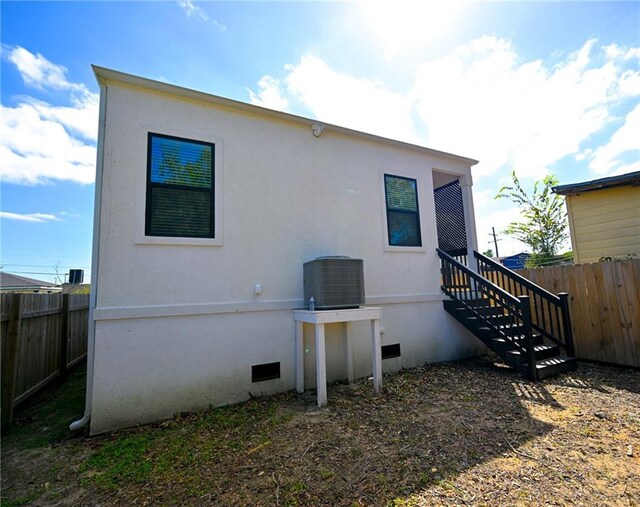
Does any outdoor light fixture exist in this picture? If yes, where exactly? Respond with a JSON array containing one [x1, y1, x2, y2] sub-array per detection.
[[312, 123, 325, 137]]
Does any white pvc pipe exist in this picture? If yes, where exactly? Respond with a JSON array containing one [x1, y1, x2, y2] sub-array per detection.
[[70, 81, 107, 432]]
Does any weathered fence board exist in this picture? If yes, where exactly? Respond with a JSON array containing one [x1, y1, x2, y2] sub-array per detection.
[[1, 293, 89, 430], [515, 260, 640, 368], [68, 294, 90, 368]]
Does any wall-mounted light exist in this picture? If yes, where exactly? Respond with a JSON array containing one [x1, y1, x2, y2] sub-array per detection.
[[312, 123, 325, 137]]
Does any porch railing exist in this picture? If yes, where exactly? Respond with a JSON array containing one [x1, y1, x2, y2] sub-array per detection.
[[474, 251, 574, 357], [438, 249, 538, 379]]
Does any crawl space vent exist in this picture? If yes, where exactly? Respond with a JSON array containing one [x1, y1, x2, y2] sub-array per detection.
[[252, 362, 281, 382], [381, 344, 401, 359]]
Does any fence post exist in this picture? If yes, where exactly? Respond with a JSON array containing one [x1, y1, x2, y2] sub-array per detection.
[[558, 292, 575, 357], [1, 294, 22, 432], [519, 295, 538, 381], [59, 293, 69, 380]]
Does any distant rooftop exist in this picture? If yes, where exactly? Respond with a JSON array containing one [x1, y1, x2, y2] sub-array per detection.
[[552, 171, 640, 196], [0, 272, 58, 290]]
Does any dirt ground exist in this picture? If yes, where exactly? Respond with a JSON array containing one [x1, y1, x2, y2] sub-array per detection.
[[1, 354, 639, 506]]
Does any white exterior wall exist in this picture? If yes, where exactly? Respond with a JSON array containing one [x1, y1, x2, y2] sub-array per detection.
[[90, 78, 482, 434]]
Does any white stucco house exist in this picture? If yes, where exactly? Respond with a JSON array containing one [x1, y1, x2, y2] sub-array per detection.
[[77, 66, 484, 434]]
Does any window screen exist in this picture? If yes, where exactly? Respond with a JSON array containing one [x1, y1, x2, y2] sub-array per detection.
[[384, 174, 422, 247], [146, 133, 214, 238]]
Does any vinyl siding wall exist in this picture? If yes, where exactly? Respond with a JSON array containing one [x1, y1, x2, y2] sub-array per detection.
[[566, 185, 640, 264]]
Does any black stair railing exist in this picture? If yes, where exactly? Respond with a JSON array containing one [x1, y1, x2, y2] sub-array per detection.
[[474, 251, 575, 357], [437, 249, 538, 379]]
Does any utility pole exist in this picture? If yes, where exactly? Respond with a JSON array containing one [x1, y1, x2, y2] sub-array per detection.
[[490, 227, 500, 258]]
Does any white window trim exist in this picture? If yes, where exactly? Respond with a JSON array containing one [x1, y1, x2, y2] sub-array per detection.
[[135, 124, 224, 246], [379, 168, 426, 253]]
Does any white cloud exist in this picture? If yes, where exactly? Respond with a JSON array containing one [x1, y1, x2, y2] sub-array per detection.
[[603, 43, 640, 62], [618, 69, 640, 99], [589, 103, 640, 174], [176, 1, 226, 30], [609, 160, 640, 177], [282, 56, 419, 143], [251, 37, 638, 184], [211, 19, 227, 32], [412, 36, 638, 180], [1, 46, 98, 185], [0, 211, 62, 223], [247, 76, 289, 111], [23, 95, 98, 141], [5, 45, 87, 94], [59, 211, 81, 218], [177, 0, 208, 21]]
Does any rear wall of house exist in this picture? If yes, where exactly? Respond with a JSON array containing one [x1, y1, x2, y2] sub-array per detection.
[[566, 186, 640, 264], [90, 82, 482, 434]]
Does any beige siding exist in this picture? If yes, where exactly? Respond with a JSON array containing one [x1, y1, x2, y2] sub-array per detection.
[[567, 186, 640, 264]]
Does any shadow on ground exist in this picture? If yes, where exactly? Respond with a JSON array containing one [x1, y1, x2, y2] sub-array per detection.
[[2, 355, 638, 506]]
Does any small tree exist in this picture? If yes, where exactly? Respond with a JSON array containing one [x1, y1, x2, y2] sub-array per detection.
[[495, 171, 568, 266], [483, 248, 494, 257]]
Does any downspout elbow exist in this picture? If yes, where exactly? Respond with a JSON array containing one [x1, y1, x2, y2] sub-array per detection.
[[70, 306, 96, 432], [69, 413, 90, 431]]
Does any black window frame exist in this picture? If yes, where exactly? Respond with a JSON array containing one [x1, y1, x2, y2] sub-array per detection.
[[145, 132, 215, 239], [384, 173, 422, 247]]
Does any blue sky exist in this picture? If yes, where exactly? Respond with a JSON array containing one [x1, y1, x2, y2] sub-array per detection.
[[1, 0, 639, 283]]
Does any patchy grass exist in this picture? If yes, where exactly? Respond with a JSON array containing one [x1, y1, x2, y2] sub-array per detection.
[[1, 366, 87, 507], [2, 365, 86, 450], [78, 399, 292, 498], [2, 356, 639, 506]]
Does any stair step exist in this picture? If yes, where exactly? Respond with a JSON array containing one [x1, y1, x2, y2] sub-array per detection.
[[443, 294, 575, 381], [462, 311, 512, 324], [491, 334, 544, 352], [462, 319, 524, 340], [477, 321, 527, 337], [444, 293, 487, 306], [506, 344, 561, 363], [454, 311, 509, 325], [497, 323, 525, 336], [535, 356, 577, 379], [444, 301, 505, 316]]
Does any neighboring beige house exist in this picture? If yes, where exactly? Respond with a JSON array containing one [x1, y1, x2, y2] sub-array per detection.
[[553, 171, 640, 264], [0, 272, 61, 293], [80, 66, 485, 434]]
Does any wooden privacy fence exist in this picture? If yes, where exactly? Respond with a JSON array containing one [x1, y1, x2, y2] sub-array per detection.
[[514, 260, 640, 368], [1, 293, 89, 429]]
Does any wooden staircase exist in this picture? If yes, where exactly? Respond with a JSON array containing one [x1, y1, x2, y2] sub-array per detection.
[[438, 250, 577, 380]]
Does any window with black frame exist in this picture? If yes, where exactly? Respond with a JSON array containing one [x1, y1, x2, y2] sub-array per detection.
[[146, 133, 215, 238], [384, 174, 422, 247]]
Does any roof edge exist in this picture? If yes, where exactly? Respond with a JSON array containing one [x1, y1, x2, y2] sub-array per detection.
[[0, 271, 58, 287], [552, 171, 640, 196], [92, 65, 479, 167]]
